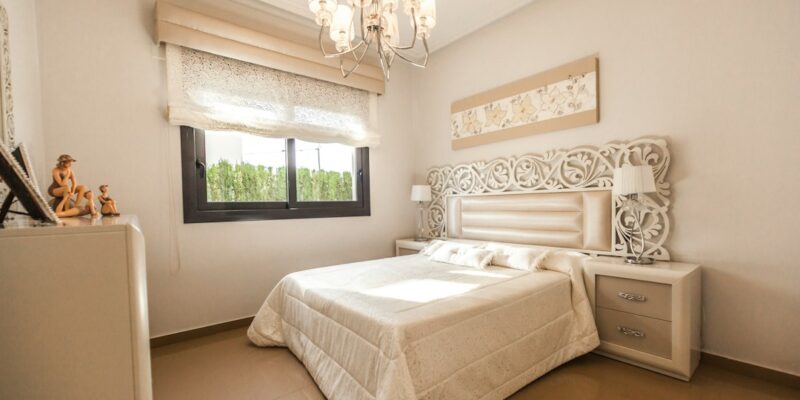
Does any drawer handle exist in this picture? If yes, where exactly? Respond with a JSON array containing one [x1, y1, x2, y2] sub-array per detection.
[[617, 326, 646, 338], [617, 292, 647, 302]]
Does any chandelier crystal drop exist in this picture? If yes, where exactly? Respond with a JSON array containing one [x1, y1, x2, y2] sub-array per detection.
[[308, 0, 436, 81]]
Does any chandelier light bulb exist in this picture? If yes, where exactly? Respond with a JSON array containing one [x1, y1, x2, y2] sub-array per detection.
[[348, 0, 373, 8], [417, 0, 436, 28], [382, 0, 400, 13], [329, 5, 355, 51], [309, 0, 338, 26], [382, 10, 400, 46], [403, 0, 421, 16]]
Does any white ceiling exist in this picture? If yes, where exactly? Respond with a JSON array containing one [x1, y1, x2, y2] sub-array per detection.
[[169, 0, 538, 53]]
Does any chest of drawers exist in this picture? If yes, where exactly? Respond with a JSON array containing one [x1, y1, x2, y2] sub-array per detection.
[[584, 257, 701, 380]]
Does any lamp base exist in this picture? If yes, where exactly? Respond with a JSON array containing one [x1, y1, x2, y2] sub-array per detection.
[[626, 256, 654, 265], [414, 237, 429, 242]]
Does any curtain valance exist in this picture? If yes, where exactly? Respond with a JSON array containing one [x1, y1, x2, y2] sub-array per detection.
[[166, 44, 380, 147]]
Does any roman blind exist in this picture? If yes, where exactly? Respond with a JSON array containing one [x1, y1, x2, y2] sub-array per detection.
[[165, 44, 379, 147]]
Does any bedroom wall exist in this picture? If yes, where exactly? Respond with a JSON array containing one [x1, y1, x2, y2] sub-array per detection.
[[34, 0, 416, 337], [410, 0, 800, 375], [1, 0, 45, 183]]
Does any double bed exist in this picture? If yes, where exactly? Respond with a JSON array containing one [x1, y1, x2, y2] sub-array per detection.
[[249, 190, 613, 399]]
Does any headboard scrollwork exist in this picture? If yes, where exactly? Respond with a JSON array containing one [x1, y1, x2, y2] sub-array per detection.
[[424, 137, 671, 260]]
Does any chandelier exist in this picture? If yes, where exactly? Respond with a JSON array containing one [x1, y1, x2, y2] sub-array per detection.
[[308, 0, 436, 80]]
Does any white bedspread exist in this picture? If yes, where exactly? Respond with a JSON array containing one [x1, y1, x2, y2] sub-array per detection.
[[248, 251, 599, 400]]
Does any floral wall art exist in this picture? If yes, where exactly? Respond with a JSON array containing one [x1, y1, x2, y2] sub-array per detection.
[[451, 56, 598, 149]]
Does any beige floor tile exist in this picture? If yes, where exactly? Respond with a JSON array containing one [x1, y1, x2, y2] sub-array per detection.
[[151, 328, 800, 400]]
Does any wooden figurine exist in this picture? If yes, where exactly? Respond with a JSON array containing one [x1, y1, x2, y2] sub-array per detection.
[[98, 184, 120, 216], [47, 154, 97, 218]]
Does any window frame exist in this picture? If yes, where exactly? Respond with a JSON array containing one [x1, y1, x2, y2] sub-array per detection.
[[180, 126, 370, 223]]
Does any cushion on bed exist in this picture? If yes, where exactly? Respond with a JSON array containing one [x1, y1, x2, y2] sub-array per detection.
[[419, 239, 447, 256], [428, 242, 494, 268], [482, 242, 548, 271]]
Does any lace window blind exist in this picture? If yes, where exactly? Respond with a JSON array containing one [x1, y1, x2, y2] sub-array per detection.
[[165, 44, 379, 147]]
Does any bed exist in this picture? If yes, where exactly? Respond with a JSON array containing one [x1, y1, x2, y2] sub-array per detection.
[[248, 190, 611, 399]]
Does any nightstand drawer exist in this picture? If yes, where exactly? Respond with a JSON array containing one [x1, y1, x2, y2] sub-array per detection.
[[398, 248, 419, 256], [597, 275, 671, 321], [597, 307, 672, 359]]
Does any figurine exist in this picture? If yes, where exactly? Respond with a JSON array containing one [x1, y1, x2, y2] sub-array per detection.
[[47, 154, 97, 217], [98, 184, 120, 216]]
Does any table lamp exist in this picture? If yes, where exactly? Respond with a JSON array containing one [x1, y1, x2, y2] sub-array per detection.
[[612, 165, 656, 264], [410, 185, 431, 241]]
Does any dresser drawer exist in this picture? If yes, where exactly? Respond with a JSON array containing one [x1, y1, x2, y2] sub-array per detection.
[[596, 275, 672, 321], [597, 307, 672, 359]]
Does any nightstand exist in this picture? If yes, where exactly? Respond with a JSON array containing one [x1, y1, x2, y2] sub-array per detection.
[[583, 256, 701, 381], [395, 238, 429, 256]]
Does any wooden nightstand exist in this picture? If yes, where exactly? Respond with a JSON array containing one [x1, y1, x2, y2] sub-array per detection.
[[583, 256, 701, 381], [395, 238, 429, 256]]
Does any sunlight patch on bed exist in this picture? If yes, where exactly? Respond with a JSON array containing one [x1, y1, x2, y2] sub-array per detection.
[[362, 279, 480, 303], [447, 269, 510, 279]]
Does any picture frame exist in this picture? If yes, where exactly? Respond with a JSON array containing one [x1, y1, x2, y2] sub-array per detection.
[[0, 143, 60, 226]]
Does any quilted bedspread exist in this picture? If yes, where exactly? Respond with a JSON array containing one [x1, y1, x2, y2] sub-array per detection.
[[248, 251, 599, 400]]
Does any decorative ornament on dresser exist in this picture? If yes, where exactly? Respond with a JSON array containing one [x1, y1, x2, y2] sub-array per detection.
[[47, 154, 98, 218], [424, 137, 672, 261], [98, 184, 121, 217], [410, 184, 431, 241], [308, 0, 436, 80], [451, 56, 599, 150]]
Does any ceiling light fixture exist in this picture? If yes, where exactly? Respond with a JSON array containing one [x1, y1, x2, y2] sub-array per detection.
[[308, 0, 436, 81]]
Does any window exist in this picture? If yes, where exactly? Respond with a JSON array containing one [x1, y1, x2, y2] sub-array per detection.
[[180, 126, 370, 223]]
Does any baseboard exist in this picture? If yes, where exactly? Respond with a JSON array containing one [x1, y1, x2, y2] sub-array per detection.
[[150, 316, 254, 348], [701, 352, 800, 389]]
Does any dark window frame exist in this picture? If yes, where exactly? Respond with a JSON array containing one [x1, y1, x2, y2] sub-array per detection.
[[180, 126, 370, 223]]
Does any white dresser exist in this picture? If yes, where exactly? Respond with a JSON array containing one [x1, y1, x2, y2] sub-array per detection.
[[0, 216, 152, 399], [583, 256, 701, 381]]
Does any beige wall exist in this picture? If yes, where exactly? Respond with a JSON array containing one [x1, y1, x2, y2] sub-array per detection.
[[1, 0, 45, 182], [411, 0, 800, 375], [35, 0, 416, 337]]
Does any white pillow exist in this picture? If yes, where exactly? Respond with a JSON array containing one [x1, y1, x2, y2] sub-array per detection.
[[482, 243, 548, 271], [428, 242, 494, 269], [420, 239, 447, 256]]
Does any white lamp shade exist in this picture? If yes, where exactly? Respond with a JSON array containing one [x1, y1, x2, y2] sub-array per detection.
[[612, 165, 656, 195], [330, 5, 355, 50], [410, 185, 432, 202]]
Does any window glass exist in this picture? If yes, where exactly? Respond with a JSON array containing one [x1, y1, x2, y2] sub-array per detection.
[[205, 131, 287, 202], [295, 140, 357, 202]]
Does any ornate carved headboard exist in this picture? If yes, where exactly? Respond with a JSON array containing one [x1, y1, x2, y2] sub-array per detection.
[[425, 138, 671, 260]]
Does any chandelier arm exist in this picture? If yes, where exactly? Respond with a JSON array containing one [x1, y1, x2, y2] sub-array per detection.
[[339, 36, 373, 78], [384, 36, 429, 68], [382, 8, 420, 51], [318, 24, 368, 59], [358, 4, 367, 40], [376, 35, 391, 81]]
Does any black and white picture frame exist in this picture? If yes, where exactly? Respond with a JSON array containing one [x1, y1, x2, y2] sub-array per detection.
[[0, 143, 59, 225]]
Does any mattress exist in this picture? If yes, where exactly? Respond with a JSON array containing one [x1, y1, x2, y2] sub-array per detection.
[[248, 252, 599, 400]]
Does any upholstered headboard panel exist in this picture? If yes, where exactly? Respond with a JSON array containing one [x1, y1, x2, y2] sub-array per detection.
[[446, 190, 612, 252]]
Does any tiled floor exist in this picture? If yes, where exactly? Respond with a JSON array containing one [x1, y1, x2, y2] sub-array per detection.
[[151, 328, 800, 400]]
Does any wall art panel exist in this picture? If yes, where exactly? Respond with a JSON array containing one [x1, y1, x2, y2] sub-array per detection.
[[451, 56, 598, 149]]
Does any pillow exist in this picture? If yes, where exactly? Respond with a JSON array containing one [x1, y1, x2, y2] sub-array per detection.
[[482, 243, 548, 271], [428, 242, 494, 269], [420, 240, 447, 256]]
